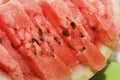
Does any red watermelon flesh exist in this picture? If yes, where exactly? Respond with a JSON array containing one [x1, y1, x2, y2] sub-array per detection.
[[40, 0, 90, 47], [63, 0, 107, 69], [19, 0, 79, 68], [71, 0, 118, 48], [0, 0, 8, 4], [100, 0, 114, 19], [63, 0, 95, 46], [0, 29, 41, 80], [0, 0, 71, 80], [40, 0, 106, 71], [0, 44, 24, 80], [35, 19, 79, 68]]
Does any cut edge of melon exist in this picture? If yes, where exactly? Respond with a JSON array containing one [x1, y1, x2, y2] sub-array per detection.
[[0, 69, 13, 80], [70, 45, 112, 80]]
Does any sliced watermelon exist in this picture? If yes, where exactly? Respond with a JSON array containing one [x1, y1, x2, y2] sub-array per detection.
[[18, 0, 79, 68], [40, 0, 106, 71], [63, 0, 96, 43], [0, 28, 41, 80], [0, 0, 71, 80], [0, 44, 24, 80], [0, 0, 118, 80], [71, 0, 118, 48]]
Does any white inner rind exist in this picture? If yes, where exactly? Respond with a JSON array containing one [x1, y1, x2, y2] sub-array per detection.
[[0, 70, 13, 80], [71, 45, 112, 80]]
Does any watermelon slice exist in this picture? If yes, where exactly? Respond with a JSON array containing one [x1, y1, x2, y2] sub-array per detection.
[[70, 0, 118, 48], [63, 0, 95, 41], [0, 0, 118, 80], [18, 0, 79, 68], [0, 44, 24, 80], [0, 0, 71, 80], [0, 28, 41, 80], [40, 0, 106, 71]]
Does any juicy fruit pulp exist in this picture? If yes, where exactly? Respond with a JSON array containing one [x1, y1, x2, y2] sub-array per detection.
[[40, 0, 106, 71], [0, 29, 41, 80], [0, 0, 118, 80], [0, 0, 71, 80], [19, 0, 79, 68], [71, 0, 118, 48]]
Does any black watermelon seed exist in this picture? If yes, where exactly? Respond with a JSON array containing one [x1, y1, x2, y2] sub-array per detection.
[[51, 52, 55, 58], [79, 32, 85, 38], [70, 21, 76, 29], [46, 29, 50, 33], [0, 39, 2, 44], [51, 54, 55, 58], [32, 38, 40, 45], [33, 51, 37, 55], [91, 27, 97, 32], [38, 28, 43, 36], [54, 37, 61, 45], [80, 47, 86, 52], [62, 30, 70, 37], [57, 41, 61, 45]]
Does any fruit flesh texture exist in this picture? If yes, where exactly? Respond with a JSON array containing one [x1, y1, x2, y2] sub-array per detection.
[[19, 0, 79, 68], [0, 0, 71, 80], [0, 0, 116, 79], [70, 0, 118, 48], [0, 44, 24, 80], [63, 0, 95, 42], [0, 28, 41, 80], [40, 0, 106, 71]]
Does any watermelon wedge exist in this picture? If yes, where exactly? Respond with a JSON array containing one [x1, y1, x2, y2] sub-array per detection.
[[18, 0, 79, 68], [0, 0, 71, 80], [39, 0, 106, 71], [0, 0, 119, 80], [63, 0, 95, 41], [0, 44, 24, 80], [70, 0, 118, 48], [0, 28, 41, 80]]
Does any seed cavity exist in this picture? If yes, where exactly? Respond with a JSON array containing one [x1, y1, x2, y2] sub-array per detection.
[[70, 21, 76, 29], [0, 39, 2, 44], [25, 43, 32, 48], [80, 47, 86, 52], [62, 30, 70, 37], [79, 32, 85, 38], [32, 38, 40, 45]]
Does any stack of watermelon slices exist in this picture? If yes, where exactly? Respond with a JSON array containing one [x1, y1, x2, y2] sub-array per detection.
[[0, 0, 119, 80]]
